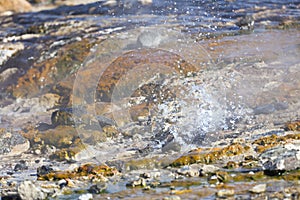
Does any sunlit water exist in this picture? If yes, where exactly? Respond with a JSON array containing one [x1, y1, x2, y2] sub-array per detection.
[[0, 0, 299, 159]]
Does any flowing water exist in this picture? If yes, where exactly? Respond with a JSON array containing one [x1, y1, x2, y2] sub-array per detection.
[[0, 1, 300, 199]]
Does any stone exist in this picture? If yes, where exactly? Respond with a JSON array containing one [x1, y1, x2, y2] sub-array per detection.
[[177, 166, 199, 177], [78, 193, 93, 200], [249, 184, 267, 194], [127, 178, 147, 187], [163, 196, 181, 200], [216, 189, 235, 197], [0, 68, 18, 83], [88, 182, 107, 194], [37, 165, 54, 177], [14, 161, 28, 171], [18, 181, 46, 200], [0, 129, 30, 156], [285, 120, 300, 131], [0, 0, 32, 13], [259, 144, 300, 172]]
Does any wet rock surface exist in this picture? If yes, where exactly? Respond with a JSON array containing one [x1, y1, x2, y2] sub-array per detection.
[[0, 0, 299, 199]]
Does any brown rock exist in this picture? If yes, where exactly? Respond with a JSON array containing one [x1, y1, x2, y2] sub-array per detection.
[[0, 0, 32, 13]]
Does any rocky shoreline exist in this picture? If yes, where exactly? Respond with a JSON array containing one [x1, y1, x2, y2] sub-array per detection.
[[0, 0, 300, 199]]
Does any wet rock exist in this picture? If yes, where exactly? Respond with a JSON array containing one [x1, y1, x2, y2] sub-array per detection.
[[0, 68, 18, 83], [253, 133, 300, 153], [0, 129, 30, 156], [0, 43, 24, 66], [18, 181, 46, 200], [216, 189, 235, 197], [163, 196, 181, 200], [259, 144, 300, 172], [95, 48, 197, 102], [235, 15, 254, 30], [14, 161, 28, 171], [51, 108, 74, 126], [253, 102, 288, 115], [199, 164, 219, 175], [285, 120, 300, 131], [0, 0, 32, 14], [226, 161, 239, 169], [177, 166, 199, 177], [58, 179, 67, 189], [37, 165, 54, 177], [11, 39, 94, 99], [88, 182, 107, 194], [249, 184, 267, 194], [126, 178, 147, 187], [170, 144, 250, 167], [38, 163, 118, 181]]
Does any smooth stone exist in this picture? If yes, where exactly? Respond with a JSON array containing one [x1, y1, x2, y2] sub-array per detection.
[[217, 189, 235, 197], [249, 184, 267, 194]]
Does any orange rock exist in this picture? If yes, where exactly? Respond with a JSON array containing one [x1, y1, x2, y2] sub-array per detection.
[[0, 0, 32, 13], [285, 120, 300, 131], [95, 48, 197, 102]]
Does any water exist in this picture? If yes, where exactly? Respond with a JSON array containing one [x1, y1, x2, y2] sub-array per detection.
[[0, 0, 300, 157]]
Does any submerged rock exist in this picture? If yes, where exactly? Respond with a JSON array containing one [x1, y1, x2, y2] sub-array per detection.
[[18, 181, 46, 200]]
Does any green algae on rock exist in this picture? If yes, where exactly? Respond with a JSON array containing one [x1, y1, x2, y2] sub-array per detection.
[[38, 163, 119, 181], [170, 143, 250, 167]]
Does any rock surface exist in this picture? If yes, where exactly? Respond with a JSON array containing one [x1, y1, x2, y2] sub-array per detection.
[[0, 0, 32, 14], [0, 1, 299, 199]]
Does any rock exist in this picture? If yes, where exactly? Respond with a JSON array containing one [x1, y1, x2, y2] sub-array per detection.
[[199, 164, 220, 175], [259, 144, 300, 172], [163, 196, 181, 200], [0, 129, 30, 156], [126, 178, 147, 187], [14, 161, 28, 171], [88, 182, 107, 194], [253, 102, 289, 115], [18, 181, 46, 200], [285, 120, 300, 131], [177, 166, 199, 177], [235, 15, 254, 30], [0, 68, 18, 83], [37, 165, 54, 177], [78, 193, 93, 200], [58, 179, 67, 189], [216, 189, 235, 197], [0, 0, 32, 14], [249, 184, 267, 194], [51, 108, 74, 126]]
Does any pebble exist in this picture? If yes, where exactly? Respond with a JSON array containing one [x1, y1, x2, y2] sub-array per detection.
[[78, 193, 93, 200], [250, 184, 267, 194], [217, 189, 235, 197]]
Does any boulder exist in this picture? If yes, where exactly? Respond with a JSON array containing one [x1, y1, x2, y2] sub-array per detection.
[[18, 181, 46, 200]]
